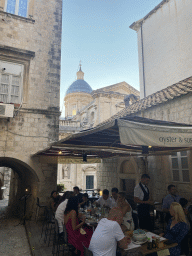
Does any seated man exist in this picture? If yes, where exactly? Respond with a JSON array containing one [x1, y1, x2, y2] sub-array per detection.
[[95, 189, 112, 208], [79, 193, 90, 209], [89, 207, 131, 256], [162, 184, 181, 223], [73, 186, 83, 204]]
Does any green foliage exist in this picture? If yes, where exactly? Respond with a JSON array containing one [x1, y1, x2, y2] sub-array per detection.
[[57, 184, 65, 192]]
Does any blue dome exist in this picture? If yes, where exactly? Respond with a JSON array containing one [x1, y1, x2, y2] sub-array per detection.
[[66, 80, 92, 95]]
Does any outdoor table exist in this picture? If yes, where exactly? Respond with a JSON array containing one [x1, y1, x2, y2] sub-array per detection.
[[121, 231, 178, 256]]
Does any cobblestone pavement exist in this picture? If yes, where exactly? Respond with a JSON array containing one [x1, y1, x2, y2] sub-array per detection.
[[0, 218, 31, 256]]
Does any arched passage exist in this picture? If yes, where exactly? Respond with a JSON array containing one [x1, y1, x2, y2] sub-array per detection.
[[119, 157, 139, 202], [0, 157, 39, 219]]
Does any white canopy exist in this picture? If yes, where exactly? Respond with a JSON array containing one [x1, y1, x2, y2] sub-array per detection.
[[118, 119, 192, 147]]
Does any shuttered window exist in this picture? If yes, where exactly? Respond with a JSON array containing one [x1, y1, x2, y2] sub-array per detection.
[[0, 61, 23, 104], [86, 175, 94, 189], [171, 151, 190, 183]]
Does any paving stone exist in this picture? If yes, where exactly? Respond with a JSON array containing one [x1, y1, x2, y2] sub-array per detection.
[[0, 218, 31, 256]]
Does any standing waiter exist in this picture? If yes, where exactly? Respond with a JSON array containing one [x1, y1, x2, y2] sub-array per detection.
[[134, 174, 154, 231]]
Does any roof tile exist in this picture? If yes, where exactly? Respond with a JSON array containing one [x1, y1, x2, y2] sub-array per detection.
[[106, 76, 192, 121]]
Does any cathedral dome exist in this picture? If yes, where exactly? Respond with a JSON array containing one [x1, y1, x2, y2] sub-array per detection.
[[65, 64, 92, 96], [66, 80, 92, 95]]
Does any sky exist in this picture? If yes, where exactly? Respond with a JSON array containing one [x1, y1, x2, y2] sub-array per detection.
[[60, 0, 161, 116]]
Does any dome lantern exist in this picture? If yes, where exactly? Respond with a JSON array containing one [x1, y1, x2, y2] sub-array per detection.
[[76, 61, 84, 80]]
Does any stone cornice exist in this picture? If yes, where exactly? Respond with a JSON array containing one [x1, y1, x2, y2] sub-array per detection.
[[129, 0, 170, 31], [92, 81, 140, 96], [0, 10, 35, 24], [92, 91, 126, 99], [64, 92, 93, 101], [18, 107, 61, 116], [0, 45, 35, 59]]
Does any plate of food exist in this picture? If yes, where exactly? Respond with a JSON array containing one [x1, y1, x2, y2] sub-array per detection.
[[132, 229, 148, 244], [132, 236, 148, 245]]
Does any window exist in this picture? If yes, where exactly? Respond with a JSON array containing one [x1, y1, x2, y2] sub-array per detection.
[[170, 151, 190, 183], [0, 61, 23, 104], [86, 175, 94, 189], [5, 0, 28, 17]]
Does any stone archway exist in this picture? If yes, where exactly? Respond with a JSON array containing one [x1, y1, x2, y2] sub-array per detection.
[[0, 157, 39, 219], [119, 157, 139, 200]]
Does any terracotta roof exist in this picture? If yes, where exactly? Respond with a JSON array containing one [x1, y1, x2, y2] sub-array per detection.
[[105, 76, 192, 121]]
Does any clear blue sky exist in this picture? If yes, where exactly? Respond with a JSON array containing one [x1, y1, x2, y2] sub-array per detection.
[[60, 0, 161, 116]]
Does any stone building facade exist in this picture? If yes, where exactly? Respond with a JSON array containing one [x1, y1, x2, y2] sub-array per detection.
[[0, 0, 62, 217], [58, 0, 192, 203], [96, 77, 192, 202], [93, 0, 192, 202], [58, 66, 140, 192]]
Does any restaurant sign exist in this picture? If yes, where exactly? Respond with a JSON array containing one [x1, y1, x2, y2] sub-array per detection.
[[118, 119, 192, 147]]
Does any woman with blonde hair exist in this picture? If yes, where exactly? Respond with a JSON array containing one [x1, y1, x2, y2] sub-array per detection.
[[160, 202, 189, 256]]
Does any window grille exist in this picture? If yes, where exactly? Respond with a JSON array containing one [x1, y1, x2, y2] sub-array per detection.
[[170, 151, 190, 183], [0, 61, 23, 104]]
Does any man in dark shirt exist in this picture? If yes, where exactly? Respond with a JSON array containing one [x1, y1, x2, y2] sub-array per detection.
[[162, 184, 181, 223], [134, 174, 154, 231], [73, 186, 83, 203]]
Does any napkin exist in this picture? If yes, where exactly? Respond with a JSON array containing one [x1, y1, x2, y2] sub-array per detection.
[[124, 241, 141, 251]]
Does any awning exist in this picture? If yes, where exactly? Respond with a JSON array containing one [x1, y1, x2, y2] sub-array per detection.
[[33, 116, 192, 163], [118, 118, 192, 147]]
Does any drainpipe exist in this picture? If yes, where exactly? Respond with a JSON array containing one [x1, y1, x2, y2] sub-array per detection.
[[141, 22, 146, 98]]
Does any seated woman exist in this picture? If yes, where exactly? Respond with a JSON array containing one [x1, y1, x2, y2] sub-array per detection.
[[79, 193, 90, 209], [55, 191, 74, 235], [160, 202, 189, 256], [117, 192, 134, 232], [64, 196, 93, 256], [48, 190, 60, 220]]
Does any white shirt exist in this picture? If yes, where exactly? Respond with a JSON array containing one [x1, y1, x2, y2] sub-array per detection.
[[55, 199, 68, 233], [134, 183, 148, 201], [96, 196, 112, 208], [89, 218, 125, 256]]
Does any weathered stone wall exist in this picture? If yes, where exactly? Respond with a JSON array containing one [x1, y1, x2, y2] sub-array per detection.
[[140, 93, 192, 200], [0, 0, 62, 217], [0, 167, 11, 199], [142, 93, 192, 124]]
